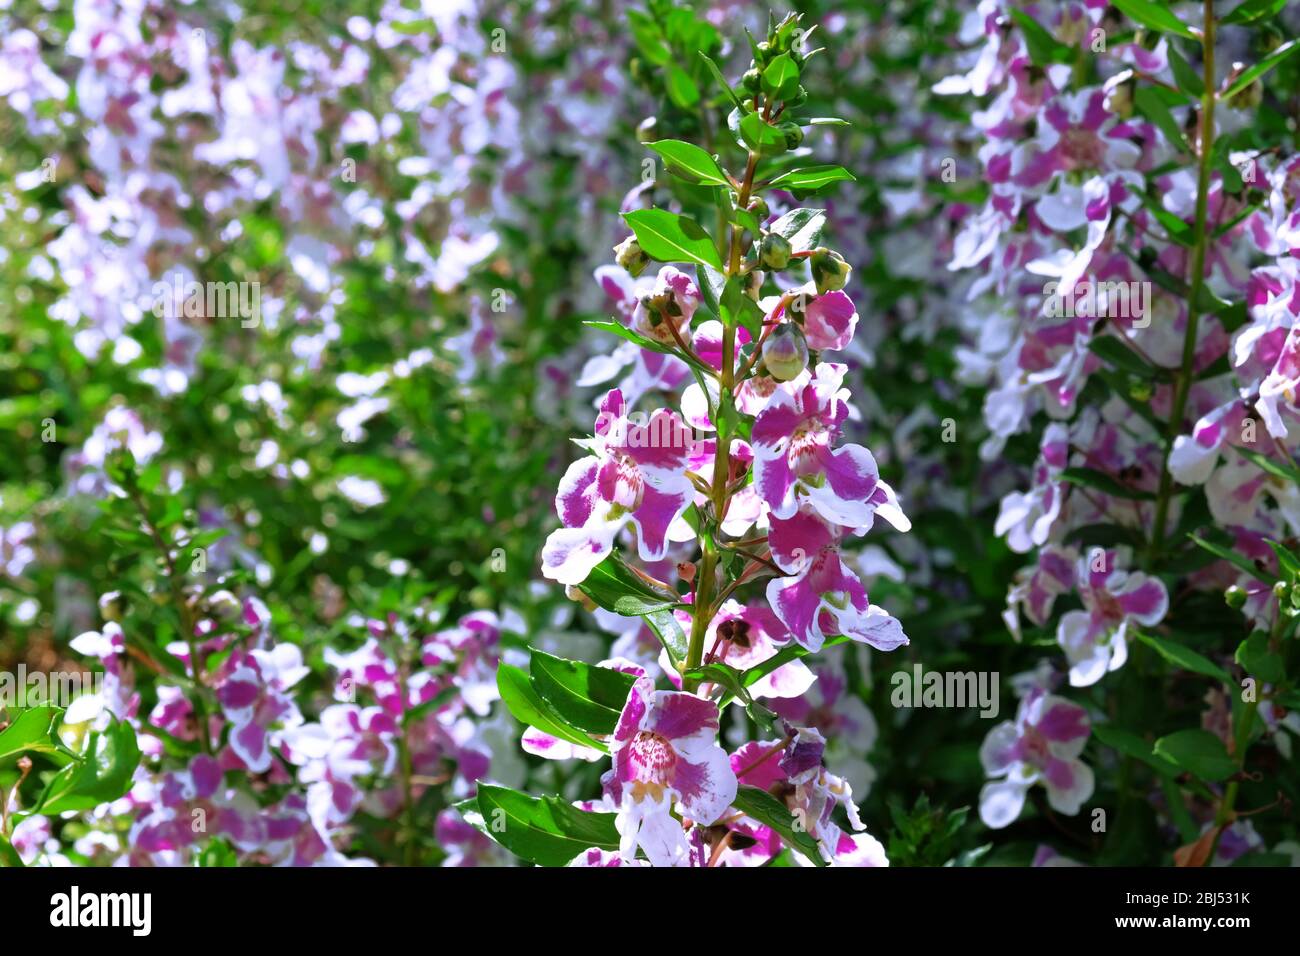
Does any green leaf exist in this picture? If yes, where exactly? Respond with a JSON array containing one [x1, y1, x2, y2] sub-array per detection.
[[0, 834, 23, 867], [680, 662, 751, 704], [475, 785, 621, 866], [1224, 39, 1300, 99], [1136, 197, 1191, 249], [197, 838, 239, 867], [767, 165, 856, 195], [1137, 632, 1231, 683], [1235, 445, 1300, 483], [1008, 10, 1073, 65], [188, 528, 230, 550], [1235, 631, 1285, 683], [648, 140, 730, 187], [1188, 531, 1276, 584], [529, 650, 637, 736], [720, 274, 763, 339], [1223, 0, 1287, 25], [1265, 538, 1300, 580], [627, 9, 671, 65], [1134, 87, 1191, 156], [738, 111, 788, 157], [1111, 0, 1199, 40], [664, 64, 701, 109], [574, 552, 682, 616], [767, 207, 826, 251], [1093, 724, 1180, 777], [1167, 47, 1205, 97], [697, 52, 746, 111], [496, 664, 606, 753], [35, 716, 141, 814], [623, 209, 723, 270], [0, 706, 75, 762], [644, 607, 689, 668], [761, 53, 800, 99], [1059, 466, 1156, 500], [730, 785, 827, 866], [582, 320, 675, 358], [698, 263, 726, 318], [1087, 336, 1164, 380], [102, 527, 155, 548], [1153, 729, 1237, 782]]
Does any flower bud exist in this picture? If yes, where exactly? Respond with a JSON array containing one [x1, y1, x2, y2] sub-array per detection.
[[1273, 580, 1289, 600], [98, 590, 124, 622], [747, 196, 769, 220], [762, 324, 809, 381], [779, 120, 804, 150], [206, 589, 242, 619], [742, 268, 763, 300], [1229, 79, 1263, 110], [809, 246, 851, 294], [742, 69, 762, 93], [1127, 376, 1153, 402], [565, 585, 598, 612], [636, 116, 658, 143], [759, 232, 792, 270], [1104, 79, 1135, 119], [614, 235, 649, 277], [1224, 585, 1247, 610]]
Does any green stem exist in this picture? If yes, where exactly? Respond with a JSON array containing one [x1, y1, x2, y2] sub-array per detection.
[[684, 135, 761, 691], [1149, 1, 1216, 562], [128, 484, 211, 755], [1206, 695, 1257, 864], [684, 544, 717, 692]]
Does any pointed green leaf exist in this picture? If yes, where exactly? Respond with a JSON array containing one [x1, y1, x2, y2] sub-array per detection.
[[767, 165, 856, 194], [648, 140, 730, 186], [529, 650, 637, 736], [1224, 39, 1300, 99], [496, 664, 607, 753], [623, 209, 723, 270], [35, 716, 141, 814], [1111, 0, 1198, 40], [730, 785, 827, 866], [1153, 729, 1236, 781], [1137, 632, 1231, 683], [475, 785, 621, 866], [768, 207, 826, 251]]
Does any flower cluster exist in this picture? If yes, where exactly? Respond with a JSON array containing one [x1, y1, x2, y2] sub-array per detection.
[[944, 0, 1300, 853], [504, 12, 912, 867]]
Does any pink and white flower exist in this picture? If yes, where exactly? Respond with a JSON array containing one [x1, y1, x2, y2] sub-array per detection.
[[601, 678, 737, 866], [751, 363, 909, 531], [767, 509, 909, 653], [1056, 549, 1168, 687], [979, 688, 1093, 829], [542, 389, 695, 586]]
